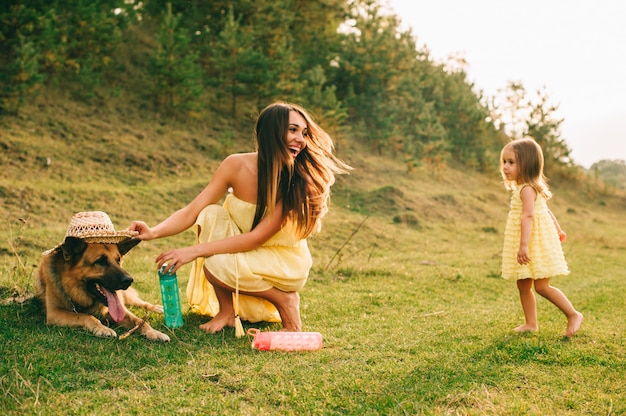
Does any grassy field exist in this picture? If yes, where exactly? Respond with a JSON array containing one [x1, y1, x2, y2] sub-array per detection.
[[1, 100, 625, 415]]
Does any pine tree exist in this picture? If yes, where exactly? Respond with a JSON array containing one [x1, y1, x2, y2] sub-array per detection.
[[0, 31, 44, 115], [148, 2, 203, 116]]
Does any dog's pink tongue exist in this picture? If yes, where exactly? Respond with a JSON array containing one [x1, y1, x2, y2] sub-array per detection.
[[103, 288, 125, 323]]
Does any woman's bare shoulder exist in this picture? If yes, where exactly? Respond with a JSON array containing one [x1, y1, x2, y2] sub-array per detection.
[[223, 152, 256, 165], [222, 153, 258, 202]]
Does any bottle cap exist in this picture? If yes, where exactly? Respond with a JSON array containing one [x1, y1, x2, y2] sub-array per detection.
[[159, 263, 176, 278]]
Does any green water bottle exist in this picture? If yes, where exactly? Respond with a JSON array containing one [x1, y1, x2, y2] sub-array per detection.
[[158, 264, 183, 328]]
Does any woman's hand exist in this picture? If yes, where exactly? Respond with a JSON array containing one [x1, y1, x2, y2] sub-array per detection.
[[155, 246, 200, 274], [127, 220, 156, 240]]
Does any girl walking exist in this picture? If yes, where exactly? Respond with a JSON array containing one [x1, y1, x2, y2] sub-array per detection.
[[500, 138, 583, 337]]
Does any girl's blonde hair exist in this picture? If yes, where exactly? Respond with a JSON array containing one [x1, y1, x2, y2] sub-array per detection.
[[500, 137, 552, 199], [253, 101, 351, 239]]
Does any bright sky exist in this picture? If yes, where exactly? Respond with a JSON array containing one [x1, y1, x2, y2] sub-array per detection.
[[388, 0, 626, 168]]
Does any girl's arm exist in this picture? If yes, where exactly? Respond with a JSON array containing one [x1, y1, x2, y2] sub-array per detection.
[[547, 207, 567, 242], [155, 200, 285, 273], [517, 185, 536, 265]]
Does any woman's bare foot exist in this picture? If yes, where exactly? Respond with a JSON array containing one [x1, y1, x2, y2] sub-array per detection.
[[199, 312, 235, 333], [514, 324, 538, 333], [277, 292, 302, 332], [565, 311, 583, 337]]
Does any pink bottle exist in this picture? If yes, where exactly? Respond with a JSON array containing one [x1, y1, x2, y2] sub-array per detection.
[[248, 328, 323, 351]]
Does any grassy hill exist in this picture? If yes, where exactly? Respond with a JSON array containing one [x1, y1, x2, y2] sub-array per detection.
[[1, 97, 625, 415], [2, 96, 623, 268]]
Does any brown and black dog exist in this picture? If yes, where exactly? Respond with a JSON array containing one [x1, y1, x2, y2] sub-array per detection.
[[35, 236, 170, 342]]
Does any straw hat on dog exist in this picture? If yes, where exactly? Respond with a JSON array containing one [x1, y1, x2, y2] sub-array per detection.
[[43, 211, 138, 256]]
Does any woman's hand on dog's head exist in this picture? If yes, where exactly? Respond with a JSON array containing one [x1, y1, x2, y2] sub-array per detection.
[[127, 221, 154, 240]]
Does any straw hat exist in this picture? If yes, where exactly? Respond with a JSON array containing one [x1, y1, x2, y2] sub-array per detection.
[[43, 211, 138, 256]]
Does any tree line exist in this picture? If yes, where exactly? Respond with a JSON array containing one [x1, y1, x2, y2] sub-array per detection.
[[0, 0, 579, 175]]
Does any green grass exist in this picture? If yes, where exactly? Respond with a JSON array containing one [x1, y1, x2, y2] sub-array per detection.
[[1, 100, 625, 415]]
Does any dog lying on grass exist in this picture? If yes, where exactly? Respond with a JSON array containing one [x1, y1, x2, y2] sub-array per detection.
[[35, 211, 170, 342]]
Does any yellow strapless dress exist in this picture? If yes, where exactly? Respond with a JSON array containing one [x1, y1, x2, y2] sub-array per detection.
[[186, 193, 312, 323], [501, 184, 569, 280]]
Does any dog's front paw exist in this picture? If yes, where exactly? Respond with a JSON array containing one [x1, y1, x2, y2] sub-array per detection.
[[145, 328, 171, 342], [92, 325, 118, 338], [152, 304, 164, 314]]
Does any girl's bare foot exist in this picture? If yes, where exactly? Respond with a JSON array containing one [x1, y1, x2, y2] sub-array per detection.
[[565, 311, 583, 337], [199, 312, 235, 333], [513, 324, 538, 333]]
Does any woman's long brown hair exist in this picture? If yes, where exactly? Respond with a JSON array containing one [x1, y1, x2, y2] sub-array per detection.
[[252, 102, 351, 239]]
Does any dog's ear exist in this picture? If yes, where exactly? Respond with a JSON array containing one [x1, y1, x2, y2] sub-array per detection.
[[118, 238, 141, 256], [61, 237, 88, 261]]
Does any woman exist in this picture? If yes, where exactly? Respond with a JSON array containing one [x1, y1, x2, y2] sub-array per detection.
[[128, 102, 351, 333]]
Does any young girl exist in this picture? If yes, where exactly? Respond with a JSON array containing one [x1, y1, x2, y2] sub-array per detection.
[[128, 101, 351, 333], [500, 137, 583, 337]]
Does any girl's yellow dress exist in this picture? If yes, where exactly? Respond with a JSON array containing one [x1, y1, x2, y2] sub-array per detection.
[[186, 193, 312, 323], [501, 184, 569, 280]]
